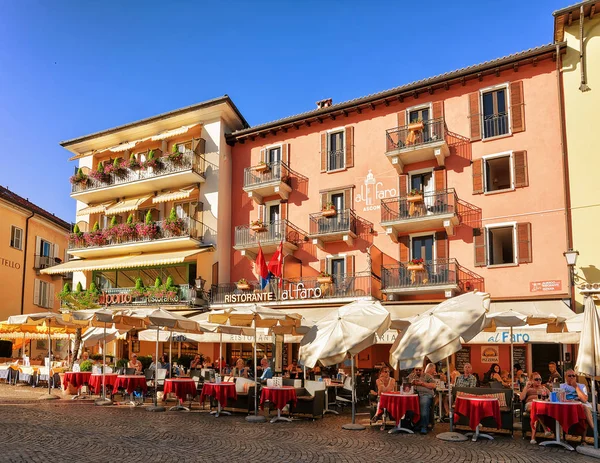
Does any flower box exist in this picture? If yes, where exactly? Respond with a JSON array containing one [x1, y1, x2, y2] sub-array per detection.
[[408, 121, 424, 131], [250, 223, 266, 232], [406, 194, 423, 203], [321, 208, 336, 217], [255, 163, 270, 173], [406, 263, 425, 272], [317, 276, 333, 284], [236, 283, 251, 290]]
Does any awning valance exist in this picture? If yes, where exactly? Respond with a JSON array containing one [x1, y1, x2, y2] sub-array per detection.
[[105, 195, 152, 215], [151, 124, 199, 141], [152, 187, 196, 204], [40, 247, 213, 275], [76, 201, 115, 217]]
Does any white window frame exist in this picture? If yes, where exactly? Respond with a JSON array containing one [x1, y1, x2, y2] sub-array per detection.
[[264, 144, 283, 164], [482, 150, 515, 194], [326, 127, 346, 172], [326, 253, 347, 275], [479, 82, 512, 141], [263, 200, 281, 224], [405, 103, 433, 124], [10, 225, 23, 250], [484, 221, 518, 267]]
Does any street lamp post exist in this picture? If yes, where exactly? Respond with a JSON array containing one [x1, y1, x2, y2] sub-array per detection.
[[563, 250, 579, 371]]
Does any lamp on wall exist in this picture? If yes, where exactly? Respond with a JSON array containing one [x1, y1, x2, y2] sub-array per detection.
[[195, 276, 206, 291], [564, 250, 579, 311], [563, 250, 579, 267]]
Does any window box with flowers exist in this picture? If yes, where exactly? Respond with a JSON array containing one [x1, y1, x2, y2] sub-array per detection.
[[236, 278, 251, 290], [69, 168, 89, 186], [406, 258, 425, 271], [89, 162, 109, 183], [317, 272, 333, 285], [406, 189, 423, 203], [255, 161, 270, 173], [163, 207, 187, 237], [126, 153, 141, 170], [250, 219, 266, 232], [142, 150, 163, 170], [321, 202, 337, 217], [168, 145, 184, 164]]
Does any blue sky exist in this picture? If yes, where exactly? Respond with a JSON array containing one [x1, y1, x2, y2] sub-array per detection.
[[0, 0, 567, 222]]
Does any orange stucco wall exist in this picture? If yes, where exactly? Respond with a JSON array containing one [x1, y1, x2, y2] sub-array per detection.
[[230, 60, 568, 301]]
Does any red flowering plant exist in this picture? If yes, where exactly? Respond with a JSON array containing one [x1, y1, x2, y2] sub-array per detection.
[[136, 211, 159, 240], [163, 207, 186, 237], [142, 150, 162, 170], [68, 224, 86, 248], [126, 153, 141, 169], [83, 222, 107, 247], [69, 168, 88, 186], [89, 161, 108, 182], [409, 258, 424, 265]]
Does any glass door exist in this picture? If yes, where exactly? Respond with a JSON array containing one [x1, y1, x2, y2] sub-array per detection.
[[265, 203, 281, 238], [410, 172, 434, 214], [411, 235, 434, 263], [330, 257, 345, 286], [409, 107, 430, 143]]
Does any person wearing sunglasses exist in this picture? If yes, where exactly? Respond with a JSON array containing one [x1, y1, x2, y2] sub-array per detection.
[[519, 372, 552, 444], [407, 365, 436, 434], [561, 370, 594, 436]]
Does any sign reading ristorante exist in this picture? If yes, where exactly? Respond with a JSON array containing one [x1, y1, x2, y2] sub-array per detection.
[[224, 283, 325, 303]]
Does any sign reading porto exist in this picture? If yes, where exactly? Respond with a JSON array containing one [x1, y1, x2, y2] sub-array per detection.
[[98, 290, 180, 306]]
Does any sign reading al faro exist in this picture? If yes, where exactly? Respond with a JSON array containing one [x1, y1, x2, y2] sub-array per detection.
[[224, 283, 324, 303]]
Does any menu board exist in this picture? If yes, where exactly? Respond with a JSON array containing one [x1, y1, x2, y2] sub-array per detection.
[[455, 347, 471, 372], [513, 346, 527, 370]]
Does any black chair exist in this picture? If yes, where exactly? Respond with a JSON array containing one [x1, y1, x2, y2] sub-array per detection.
[[125, 368, 136, 375]]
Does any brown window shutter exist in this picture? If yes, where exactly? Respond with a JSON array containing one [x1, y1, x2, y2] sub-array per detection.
[[434, 168, 446, 191], [432, 101, 444, 120], [468, 92, 482, 141], [513, 150, 528, 188], [472, 159, 484, 194], [397, 110, 406, 128], [320, 259, 327, 273], [473, 228, 487, 267], [345, 126, 354, 168], [345, 254, 355, 276], [343, 188, 352, 210], [510, 81, 525, 133], [212, 262, 219, 286], [321, 193, 328, 209], [280, 202, 287, 221], [258, 204, 265, 222], [260, 148, 266, 163], [399, 174, 409, 197], [517, 222, 532, 263], [399, 236, 410, 263], [192, 138, 206, 154], [281, 143, 289, 165], [320, 133, 327, 172], [435, 231, 448, 260]]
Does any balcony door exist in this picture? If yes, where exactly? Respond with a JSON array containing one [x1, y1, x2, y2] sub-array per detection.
[[410, 171, 434, 213], [409, 107, 430, 143], [264, 202, 281, 239], [411, 234, 434, 263], [267, 146, 281, 164], [330, 257, 345, 286]]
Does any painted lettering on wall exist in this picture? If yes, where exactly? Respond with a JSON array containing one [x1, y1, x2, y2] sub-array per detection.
[[530, 280, 562, 292], [0, 257, 21, 270], [354, 169, 398, 212], [487, 332, 531, 343]]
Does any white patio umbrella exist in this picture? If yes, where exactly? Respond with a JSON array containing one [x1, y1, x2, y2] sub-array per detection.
[[575, 296, 600, 450], [389, 291, 490, 440], [4, 312, 77, 400], [299, 300, 391, 430], [208, 305, 302, 423]]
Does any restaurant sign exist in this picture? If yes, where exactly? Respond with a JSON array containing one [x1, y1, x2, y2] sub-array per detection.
[[224, 283, 325, 304], [481, 345, 499, 363], [530, 280, 562, 292], [98, 291, 180, 306]]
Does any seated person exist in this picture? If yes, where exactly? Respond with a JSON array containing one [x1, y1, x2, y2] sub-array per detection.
[[190, 354, 202, 370], [513, 363, 525, 386], [159, 354, 170, 375], [286, 359, 300, 376], [232, 358, 248, 378], [483, 363, 502, 385], [202, 356, 213, 369], [407, 365, 436, 434], [74, 351, 90, 365], [561, 369, 594, 432], [149, 354, 160, 370], [259, 358, 273, 382], [128, 354, 143, 374], [499, 370, 512, 388], [520, 372, 552, 444], [370, 365, 396, 422], [454, 363, 477, 388]]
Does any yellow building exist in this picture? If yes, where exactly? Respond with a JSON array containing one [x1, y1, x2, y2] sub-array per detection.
[[0, 186, 71, 320], [554, 1, 600, 310]]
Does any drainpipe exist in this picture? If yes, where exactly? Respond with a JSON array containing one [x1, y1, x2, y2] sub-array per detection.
[[556, 43, 575, 311], [20, 211, 35, 315], [579, 5, 590, 92]]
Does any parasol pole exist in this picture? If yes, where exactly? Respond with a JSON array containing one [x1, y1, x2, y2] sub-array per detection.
[[219, 331, 223, 376], [342, 354, 365, 430], [47, 320, 52, 397], [147, 325, 165, 412], [245, 320, 266, 423], [169, 332, 172, 378]]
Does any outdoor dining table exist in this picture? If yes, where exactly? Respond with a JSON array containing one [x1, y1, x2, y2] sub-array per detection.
[[0, 365, 18, 384], [531, 400, 588, 451], [63, 371, 92, 399], [89, 373, 119, 395], [261, 386, 297, 423], [200, 382, 237, 417], [454, 396, 501, 442], [163, 378, 197, 412], [113, 375, 148, 406], [376, 392, 420, 434]]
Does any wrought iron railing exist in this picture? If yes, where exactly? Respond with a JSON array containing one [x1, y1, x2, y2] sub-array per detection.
[[68, 216, 214, 250], [385, 117, 446, 152], [33, 255, 61, 270], [100, 284, 196, 305], [210, 272, 372, 304], [327, 149, 345, 171], [381, 258, 459, 290], [234, 219, 305, 247], [243, 160, 290, 189], [381, 188, 457, 224], [71, 150, 206, 194], [309, 208, 357, 236], [482, 113, 509, 139]]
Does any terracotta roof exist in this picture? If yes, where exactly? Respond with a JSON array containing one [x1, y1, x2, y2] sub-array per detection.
[[552, 1, 599, 43], [229, 43, 564, 141], [0, 186, 71, 231]]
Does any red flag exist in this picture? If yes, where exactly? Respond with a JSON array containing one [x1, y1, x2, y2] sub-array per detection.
[[268, 241, 283, 284], [256, 244, 270, 289]]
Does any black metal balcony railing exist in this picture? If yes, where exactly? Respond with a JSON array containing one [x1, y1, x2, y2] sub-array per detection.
[[71, 150, 206, 194], [234, 219, 304, 247], [327, 149, 345, 171], [68, 216, 214, 250], [385, 117, 446, 152], [34, 255, 61, 270], [100, 284, 197, 305], [209, 271, 372, 304], [483, 113, 509, 139], [381, 188, 458, 224], [381, 258, 459, 290], [309, 208, 357, 236], [243, 160, 290, 189]]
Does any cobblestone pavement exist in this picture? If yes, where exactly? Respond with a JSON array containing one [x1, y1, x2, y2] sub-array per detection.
[[0, 384, 596, 463]]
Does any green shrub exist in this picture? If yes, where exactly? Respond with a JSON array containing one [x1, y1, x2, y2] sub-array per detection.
[[145, 210, 153, 225], [134, 278, 144, 290], [154, 277, 162, 288], [116, 358, 128, 368], [138, 355, 152, 371], [79, 360, 94, 372], [174, 355, 194, 369], [165, 276, 175, 290], [88, 282, 99, 296], [113, 158, 120, 169], [127, 214, 134, 224], [92, 221, 100, 232], [168, 207, 177, 223], [73, 224, 80, 234], [75, 282, 83, 293], [110, 216, 118, 227]]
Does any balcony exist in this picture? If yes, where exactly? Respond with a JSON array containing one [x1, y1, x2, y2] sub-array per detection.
[[243, 160, 292, 205], [70, 150, 207, 204], [308, 208, 358, 249], [381, 189, 460, 240], [210, 271, 373, 305], [33, 255, 61, 271], [381, 258, 484, 297], [68, 217, 214, 258], [233, 219, 305, 260], [92, 284, 205, 307], [385, 118, 449, 173]]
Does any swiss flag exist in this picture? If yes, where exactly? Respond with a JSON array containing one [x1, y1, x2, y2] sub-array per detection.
[[268, 241, 283, 285], [256, 244, 270, 290]]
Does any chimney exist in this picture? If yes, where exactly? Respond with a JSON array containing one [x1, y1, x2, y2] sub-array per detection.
[[316, 98, 332, 109]]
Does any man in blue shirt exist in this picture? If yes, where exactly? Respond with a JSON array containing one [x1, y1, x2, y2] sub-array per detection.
[[260, 358, 273, 382], [560, 369, 588, 402]]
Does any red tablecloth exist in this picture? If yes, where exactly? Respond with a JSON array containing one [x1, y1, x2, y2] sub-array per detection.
[[164, 378, 197, 402], [89, 373, 119, 393], [200, 382, 237, 407], [531, 400, 587, 434], [376, 392, 420, 425], [62, 372, 92, 390], [112, 375, 148, 395], [454, 396, 501, 431], [260, 386, 298, 411]]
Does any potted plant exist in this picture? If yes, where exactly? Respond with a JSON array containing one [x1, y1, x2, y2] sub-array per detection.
[[236, 278, 251, 290], [250, 219, 266, 232], [255, 160, 270, 173], [89, 161, 108, 182], [126, 153, 141, 169], [406, 258, 425, 271], [168, 144, 184, 163], [321, 202, 337, 217], [408, 119, 424, 131], [406, 188, 423, 203], [135, 211, 159, 240], [163, 207, 186, 236], [142, 149, 162, 170], [317, 272, 333, 284], [69, 167, 88, 186]]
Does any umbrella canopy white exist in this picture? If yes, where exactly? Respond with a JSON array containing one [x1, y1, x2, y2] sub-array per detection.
[[82, 327, 127, 346], [575, 296, 600, 449]]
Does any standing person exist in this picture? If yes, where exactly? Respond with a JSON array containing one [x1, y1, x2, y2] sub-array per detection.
[[547, 361, 562, 386], [407, 366, 436, 434], [520, 372, 551, 444]]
